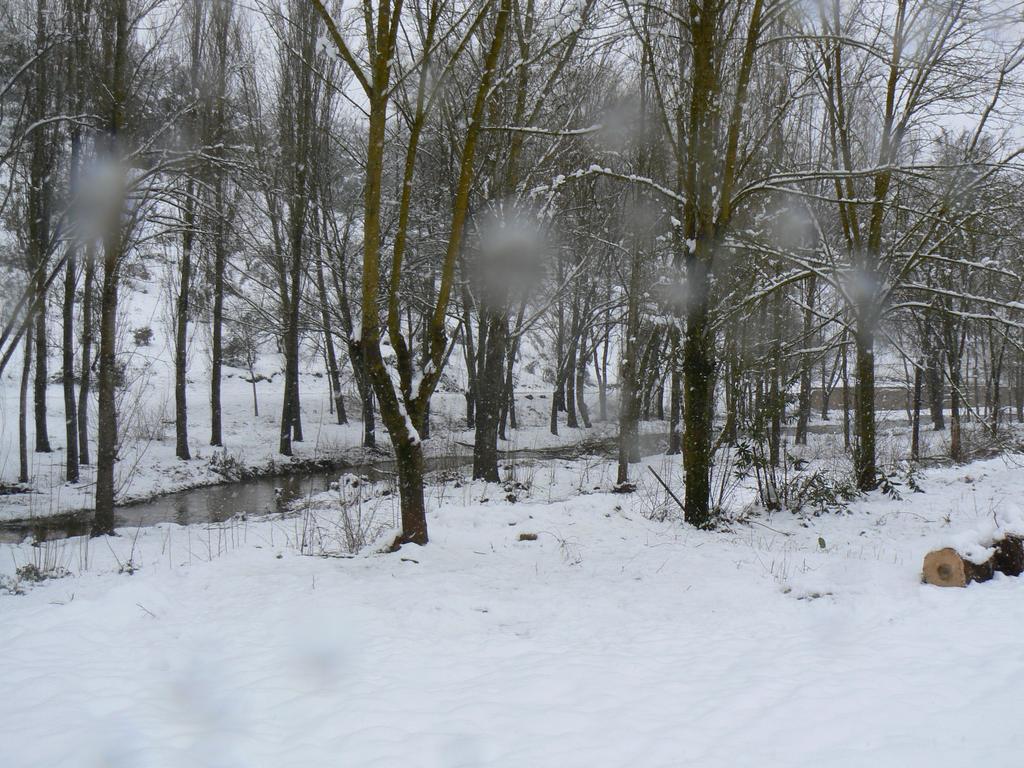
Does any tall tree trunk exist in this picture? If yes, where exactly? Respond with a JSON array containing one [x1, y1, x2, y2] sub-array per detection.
[[279, 315, 298, 455], [29, 0, 52, 455], [175, 185, 194, 460], [617, 243, 643, 484], [769, 292, 783, 467], [94, 236, 121, 536], [206, 0, 232, 445], [62, 107, 83, 480], [948, 330, 963, 461], [19, 333, 32, 484], [795, 274, 816, 445], [210, 229, 225, 446], [461, 290, 477, 429], [596, 333, 609, 422], [279, 229, 305, 453], [316, 253, 347, 424], [911, 358, 923, 461], [668, 327, 682, 454], [393, 435, 427, 545], [345, 343, 375, 447], [927, 345, 945, 430], [359, 366, 375, 448], [565, 302, 579, 428], [841, 339, 850, 450], [93, 0, 129, 537], [32, 289, 51, 453], [1011, 356, 1019, 423], [553, 302, 565, 414], [175, 1, 204, 461], [991, 336, 1005, 436], [682, 303, 714, 527], [472, 311, 507, 481], [820, 355, 830, 420], [62, 247, 79, 481], [77, 243, 95, 465], [853, 322, 877, 490], [576, 343, 591, 429], [950, 377, 962, 461]]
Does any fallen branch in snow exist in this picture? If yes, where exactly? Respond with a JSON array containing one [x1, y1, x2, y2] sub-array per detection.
[[647, 466, 685, 514]]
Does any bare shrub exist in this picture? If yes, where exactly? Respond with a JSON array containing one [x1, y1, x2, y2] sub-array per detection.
[[297, 474, 396, 556]]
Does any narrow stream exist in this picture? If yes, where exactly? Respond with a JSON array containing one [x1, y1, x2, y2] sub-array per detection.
[[0, 434, 668, 544]]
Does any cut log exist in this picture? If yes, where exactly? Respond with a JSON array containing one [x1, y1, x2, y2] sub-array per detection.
[[922, 533, 1024, 587], [922, 547, 994, 588]]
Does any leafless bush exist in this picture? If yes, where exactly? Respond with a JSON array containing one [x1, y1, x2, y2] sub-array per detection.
[[298, 474, 397, 556]]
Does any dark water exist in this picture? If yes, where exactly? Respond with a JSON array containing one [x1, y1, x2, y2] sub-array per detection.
[[0, 433, 667, 544], [0, 472, 335, 543], [0, 456, 446, 544]]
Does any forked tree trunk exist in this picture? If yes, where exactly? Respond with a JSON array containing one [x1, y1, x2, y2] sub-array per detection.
[[392, 436, 428, 546], [311, 0, 510, 547]]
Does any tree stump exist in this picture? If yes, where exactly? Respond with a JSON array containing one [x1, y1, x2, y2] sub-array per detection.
[[922, 533, 1024, 587]]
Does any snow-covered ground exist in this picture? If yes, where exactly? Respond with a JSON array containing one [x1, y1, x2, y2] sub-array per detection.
[[3, 449, 1024, 767]]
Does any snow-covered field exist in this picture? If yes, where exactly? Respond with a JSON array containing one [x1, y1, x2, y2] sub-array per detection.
[[3, 449, 1024, 767]]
